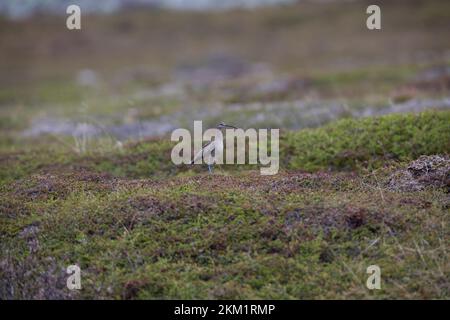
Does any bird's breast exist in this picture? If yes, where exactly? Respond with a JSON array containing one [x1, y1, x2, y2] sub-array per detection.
[[215, 139, 224, 152]]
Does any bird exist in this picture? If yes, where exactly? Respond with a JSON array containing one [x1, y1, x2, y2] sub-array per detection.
[[191, 122, 237, 173]]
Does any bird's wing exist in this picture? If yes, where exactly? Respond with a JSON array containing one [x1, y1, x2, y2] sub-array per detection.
[[191, 140, 213, 164]]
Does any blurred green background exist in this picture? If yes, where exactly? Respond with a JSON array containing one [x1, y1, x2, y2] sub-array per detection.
[[0, 0, 449, 153]]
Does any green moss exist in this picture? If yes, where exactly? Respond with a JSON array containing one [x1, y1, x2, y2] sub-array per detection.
[[286, 111, 450, 171], [1, 111, 449, 299]]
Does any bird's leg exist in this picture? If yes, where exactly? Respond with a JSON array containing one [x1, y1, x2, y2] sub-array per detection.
[[208, 164, 212, 174]]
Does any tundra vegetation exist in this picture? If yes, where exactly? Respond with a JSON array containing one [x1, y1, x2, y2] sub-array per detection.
[[0, 0, 449, 299]]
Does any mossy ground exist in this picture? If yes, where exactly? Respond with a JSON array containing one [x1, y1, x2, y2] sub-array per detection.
[[1, 111, 449, 299], [1, 0, 449, 300]]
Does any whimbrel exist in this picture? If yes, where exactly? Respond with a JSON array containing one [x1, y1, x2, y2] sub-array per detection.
[[191, 122, 237, 173]]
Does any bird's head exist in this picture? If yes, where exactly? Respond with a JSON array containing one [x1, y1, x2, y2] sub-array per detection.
[[216, 122, 238, 129]]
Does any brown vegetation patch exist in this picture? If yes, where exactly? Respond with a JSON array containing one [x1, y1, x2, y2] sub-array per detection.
[[0, 256, 76, 299], [388, 155, 450, 192], [11, 168, 119, 201], [0, 199, 31, 219], [166, 171, 356, 195], [283, 205, 400, 236], [122, 279, 149, 300]]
